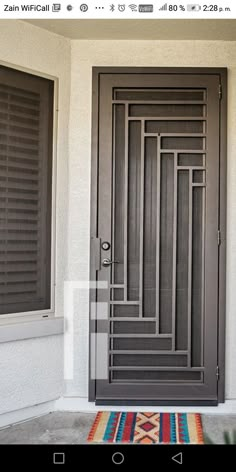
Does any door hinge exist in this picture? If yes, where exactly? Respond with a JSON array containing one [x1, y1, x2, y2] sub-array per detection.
[[217, 230, 221, 246], [219, 84, 222, 100], [216, 366, 220, 381]]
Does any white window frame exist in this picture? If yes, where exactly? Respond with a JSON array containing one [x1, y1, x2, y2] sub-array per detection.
[[0, 60, 63, 341]]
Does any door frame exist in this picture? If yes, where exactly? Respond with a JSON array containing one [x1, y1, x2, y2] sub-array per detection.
[[89, 67, 227, 404]]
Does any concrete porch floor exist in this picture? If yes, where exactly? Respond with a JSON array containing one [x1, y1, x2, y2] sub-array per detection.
[[0, 412, 236, 444]]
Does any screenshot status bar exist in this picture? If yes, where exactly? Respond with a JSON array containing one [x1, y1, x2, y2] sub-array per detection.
[[0, 1, 235, 18]]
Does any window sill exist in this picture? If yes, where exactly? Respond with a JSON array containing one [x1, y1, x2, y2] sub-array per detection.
[[0, 317, 64, 343]]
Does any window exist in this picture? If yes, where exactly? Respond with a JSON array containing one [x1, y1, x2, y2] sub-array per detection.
[[0, 65, 54, 316]]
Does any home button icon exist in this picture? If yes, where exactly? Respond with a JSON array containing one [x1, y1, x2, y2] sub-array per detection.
[[112, 452, 125, 465]]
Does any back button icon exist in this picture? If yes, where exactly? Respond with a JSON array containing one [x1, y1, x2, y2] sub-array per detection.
[[171, 452, 183, 465]]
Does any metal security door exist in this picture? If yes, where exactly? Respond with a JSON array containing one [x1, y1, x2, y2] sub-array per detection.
[[90, 68, 226, 405]]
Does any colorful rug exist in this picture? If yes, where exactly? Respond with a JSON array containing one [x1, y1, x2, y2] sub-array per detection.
[[87, 412, 204, 444]]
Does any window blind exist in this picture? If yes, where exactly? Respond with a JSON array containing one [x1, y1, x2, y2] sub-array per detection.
[[0, 66, 53, 315]]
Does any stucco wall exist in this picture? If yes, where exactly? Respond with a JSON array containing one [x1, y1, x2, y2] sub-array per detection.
[[0, 336, 63, 414], [0, 21, 70, 414], [67, 39, 236, 400]]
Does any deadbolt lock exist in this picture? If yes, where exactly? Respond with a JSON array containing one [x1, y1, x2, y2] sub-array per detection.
[[101, 241, 110, 251]]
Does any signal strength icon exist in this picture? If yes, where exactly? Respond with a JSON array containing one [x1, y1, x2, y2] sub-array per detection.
[[159, 3, 167, 10]]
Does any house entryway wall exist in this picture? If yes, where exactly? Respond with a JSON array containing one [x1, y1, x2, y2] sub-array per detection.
[[0, 21, 235, 415]]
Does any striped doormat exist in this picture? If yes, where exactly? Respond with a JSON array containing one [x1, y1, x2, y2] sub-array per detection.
[[87, 412, 204, 444]]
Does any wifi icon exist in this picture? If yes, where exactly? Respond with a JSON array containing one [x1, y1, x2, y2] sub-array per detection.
[[129, 4, 138, 11]]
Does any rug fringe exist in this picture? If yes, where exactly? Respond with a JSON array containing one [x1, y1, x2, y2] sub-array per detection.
[[195, 413, 204, 444]]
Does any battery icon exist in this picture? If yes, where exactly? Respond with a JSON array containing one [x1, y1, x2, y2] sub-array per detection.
[[187, 4, 201, 11]]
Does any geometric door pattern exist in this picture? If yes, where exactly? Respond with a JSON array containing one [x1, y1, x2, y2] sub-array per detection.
[[110, 88, 206, 384], [92, 70, 222, 404]]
